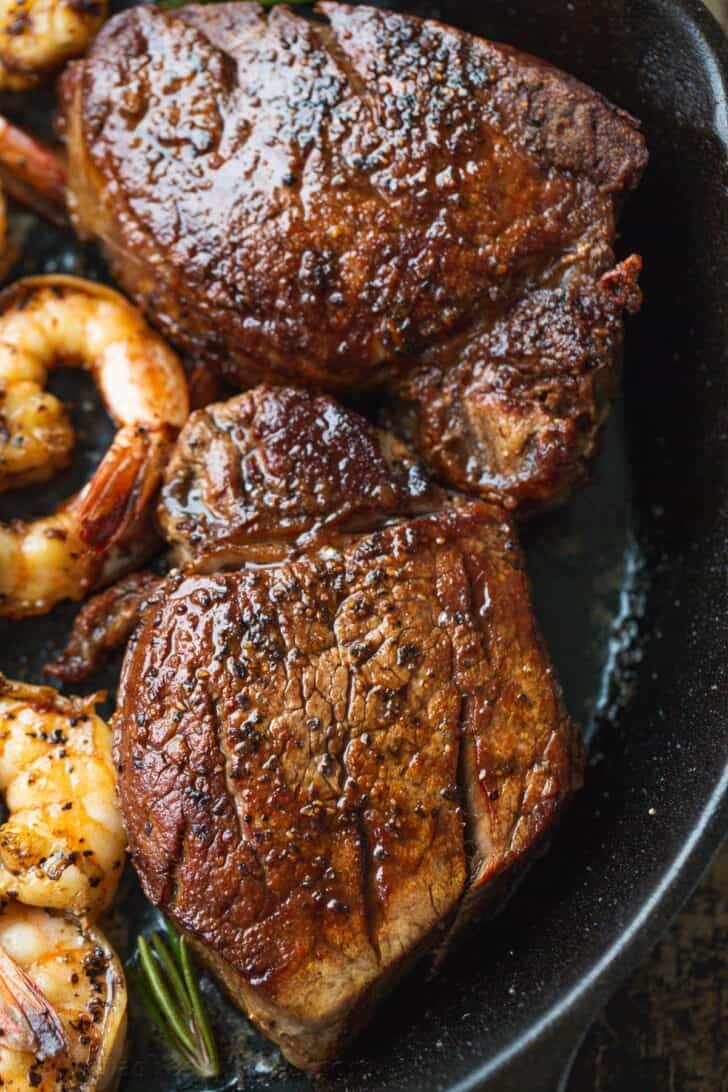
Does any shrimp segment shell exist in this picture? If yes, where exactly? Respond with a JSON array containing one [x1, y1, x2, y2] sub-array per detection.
[[0, 275, 189, 617], [0, 903, 126, 1090]]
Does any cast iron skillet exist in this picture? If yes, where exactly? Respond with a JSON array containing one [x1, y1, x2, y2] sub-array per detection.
[[0, 1, 726, 1089]]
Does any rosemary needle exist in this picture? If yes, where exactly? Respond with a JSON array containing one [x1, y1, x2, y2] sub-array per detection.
[[135, 923, 220, 1078], [150, 933, 192, 1019], [180, 935, 220, 1076]]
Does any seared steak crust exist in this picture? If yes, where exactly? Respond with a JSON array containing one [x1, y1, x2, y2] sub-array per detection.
[[114, 386, 580, 1069], [159, 386, 440, 565], [116, 506, 578, 1069], [390, 255, 643, 509], [61, 1, 647, 510]]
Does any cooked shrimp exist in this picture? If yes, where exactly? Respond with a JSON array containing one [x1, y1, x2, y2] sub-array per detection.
[[0, 0, 106, 91], [0, 901, 126, 1090], [0, 677, 125, 921], [0, 303, 74, 491], [0, 275, 189, 616], [0, 275, 188, 490]]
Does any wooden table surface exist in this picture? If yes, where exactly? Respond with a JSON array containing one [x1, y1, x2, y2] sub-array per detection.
[[567, 6, 727, 1087], [705, 0, 727, 19], [566, 848, 727, 1091]]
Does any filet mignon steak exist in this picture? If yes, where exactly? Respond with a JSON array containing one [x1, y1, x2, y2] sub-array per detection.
[[113, 387, 581, 1069], [59, 1, 646, 511], [158, 384, 443, 565]]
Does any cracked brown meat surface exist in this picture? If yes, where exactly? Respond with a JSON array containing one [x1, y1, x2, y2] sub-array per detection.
[[59, 1, 647, 511], [113, 386, 581, 1069], [158, 384, 442, 564]]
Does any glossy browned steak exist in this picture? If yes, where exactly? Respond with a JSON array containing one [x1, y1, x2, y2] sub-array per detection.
[[113, 386, 581, 1069], [59, 1, 646, 511], [159, 385, 442, 564], [47, 387, 443, 679]]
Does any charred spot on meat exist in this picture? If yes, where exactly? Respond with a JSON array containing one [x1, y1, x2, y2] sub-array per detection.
[[112, 386, 582, 1070], [58, 1, 647, 512]]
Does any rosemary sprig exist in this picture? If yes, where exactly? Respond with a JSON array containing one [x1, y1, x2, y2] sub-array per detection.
[[134, 922, 220, 1079]]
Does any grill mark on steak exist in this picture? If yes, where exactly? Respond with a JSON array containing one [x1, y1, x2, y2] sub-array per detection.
[[315, 21, 378, 129], [451, 552, 489, 882], [457, 692, 479, 871]]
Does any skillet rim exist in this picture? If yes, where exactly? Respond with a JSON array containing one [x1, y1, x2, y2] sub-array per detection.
[[450, 0, 728, 1086]]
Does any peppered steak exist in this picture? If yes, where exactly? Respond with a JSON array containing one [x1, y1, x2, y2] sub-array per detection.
[[46, 387, 442, 681], [158, 384, 443, 565], [59, 1, 646, 511], [113, 386, 581, 1069]]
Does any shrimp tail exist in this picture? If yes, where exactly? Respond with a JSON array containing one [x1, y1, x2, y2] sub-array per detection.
[[0, 673, 105, 715], [0, 942, 68, 1060], [78, 424, 175, 551], [0, 115, 68, 226]]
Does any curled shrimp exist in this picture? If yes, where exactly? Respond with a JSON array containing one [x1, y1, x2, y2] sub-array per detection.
[[0, 679, 127, 1086], [0, 0, 106, 91], [0, 676, 125, 921], [0, 275, 189, 617], [0, 901, 126, 1090]]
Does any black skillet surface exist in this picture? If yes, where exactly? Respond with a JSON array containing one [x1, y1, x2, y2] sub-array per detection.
[[0, 0, 726, 1089]]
